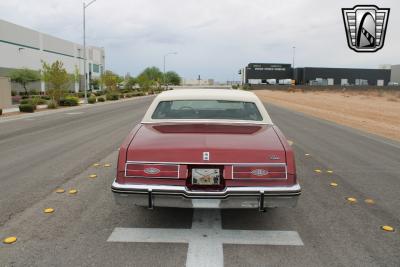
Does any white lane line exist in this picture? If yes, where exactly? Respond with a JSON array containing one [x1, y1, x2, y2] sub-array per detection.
[[192, 199, 221, 209], [107, 209, 303, 267], [65, 112, 84, 115]]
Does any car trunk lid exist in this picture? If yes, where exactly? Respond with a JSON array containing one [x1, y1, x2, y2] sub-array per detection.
[[126, 123, 286, 163]]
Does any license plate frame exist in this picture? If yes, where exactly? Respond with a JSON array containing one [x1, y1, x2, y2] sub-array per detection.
[[192, 168, 220, 185]]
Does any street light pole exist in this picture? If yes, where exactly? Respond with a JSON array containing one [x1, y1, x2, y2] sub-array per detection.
[[83, 0, 96, 104], [163, 52, 177, 89], [292, 46, 296, 69]]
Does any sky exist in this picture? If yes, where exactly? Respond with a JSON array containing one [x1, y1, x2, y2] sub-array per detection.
[[0, 0, 399, 82]]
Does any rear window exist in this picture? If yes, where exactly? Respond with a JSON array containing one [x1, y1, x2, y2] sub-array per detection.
[[151, 100, 263, 121]]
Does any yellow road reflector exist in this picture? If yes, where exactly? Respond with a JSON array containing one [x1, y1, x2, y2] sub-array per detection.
[[326, 170, 333, 174], [346, 197, 357, 203], [93, 163, 100, 167], [365, 199, 375, 204], [314, 169, 322, 173], [381, 225, 395, 232], [44, 208, 54, 213], [55, 188, 65, 193], [104, 163, 111, 167], [3, 236, 17, 244], [330, 182, 338, 187], [89, 174, 97, 178], [287, 140, 294, 146], [68, 189, 78, 194]]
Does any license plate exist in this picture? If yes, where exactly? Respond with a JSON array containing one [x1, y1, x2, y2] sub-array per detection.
[[192, 168, 220, 185]]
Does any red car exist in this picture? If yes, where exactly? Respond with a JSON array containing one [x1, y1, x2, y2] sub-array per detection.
[[112, 89, 300, 211]]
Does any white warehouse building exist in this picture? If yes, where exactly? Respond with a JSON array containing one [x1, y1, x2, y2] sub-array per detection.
[[0, 19, 105, 92]]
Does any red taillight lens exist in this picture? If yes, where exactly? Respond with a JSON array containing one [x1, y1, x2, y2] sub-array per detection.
[[125, 163, 179, 179], [232, 164, 287, 179]]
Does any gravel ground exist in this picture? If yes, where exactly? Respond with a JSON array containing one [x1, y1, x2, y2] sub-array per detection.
[[255, 89, 400, 141]]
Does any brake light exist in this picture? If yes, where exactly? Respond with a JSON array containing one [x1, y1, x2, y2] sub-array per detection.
[[232, 164, 287, 179], [125, 163, 179, 179]]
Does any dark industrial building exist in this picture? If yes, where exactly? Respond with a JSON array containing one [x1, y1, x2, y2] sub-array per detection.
[[241, 63, 392, 86]]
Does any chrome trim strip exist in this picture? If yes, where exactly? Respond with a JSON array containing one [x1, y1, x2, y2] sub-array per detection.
[[141, 120, 270, 125], [112, 179, 301, 197], [126, 160, 286, 165]]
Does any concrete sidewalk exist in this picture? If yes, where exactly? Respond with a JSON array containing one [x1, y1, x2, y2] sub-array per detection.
[[2, 104, 48, 114]]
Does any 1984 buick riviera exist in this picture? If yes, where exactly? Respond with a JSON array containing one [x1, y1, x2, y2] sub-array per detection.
[[112, 89, 300, 211]]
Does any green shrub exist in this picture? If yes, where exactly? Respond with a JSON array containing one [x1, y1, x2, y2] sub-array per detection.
[[98, 96, 105, 102], [28, 89, 40, 95], [19, 104, 35, 113], [77, 92, 85, 98], [106, 93, 120, 101], [121, 89, 134, 94], [94, 90, 105, 96], [41, 95, 51, 100], [31, 97, 47, 105], [47, 100, 57, 109], [59, 96, 80, 106], [88, 96, 97, 104], [132, 91, 145, 97], [20, 99, 31, 105], [11, 91, 17, 96], [19, 99, 38, 109], [124, 93, 132, 98]]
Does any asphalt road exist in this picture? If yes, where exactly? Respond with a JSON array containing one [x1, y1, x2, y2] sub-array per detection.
[[0, 96, 399, 266]]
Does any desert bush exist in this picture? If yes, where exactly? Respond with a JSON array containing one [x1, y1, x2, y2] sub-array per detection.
[[19, 99, 31, 105], [98, 96, 105, 102], [106, 93, 120, 101], [47, 100, 58, 109], [94, 90, 105, 96], [28, 89, 40, 95], [19, 104, 35, 113], [59, 96, 80, 106], [132, 91, 145, 97], [241, 84, 251, 90], [31, 97, 47, 105], [88, 96, 97, 104]]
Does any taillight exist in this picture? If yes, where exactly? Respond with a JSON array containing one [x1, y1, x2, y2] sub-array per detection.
[[125, 163, 179, 179], [232, 164, 287, 179]]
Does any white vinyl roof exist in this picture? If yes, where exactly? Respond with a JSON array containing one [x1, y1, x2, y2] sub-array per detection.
[[141, 89, 273, 124]]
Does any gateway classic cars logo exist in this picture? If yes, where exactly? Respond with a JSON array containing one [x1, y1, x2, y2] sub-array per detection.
[[342, 5, 390, 52]]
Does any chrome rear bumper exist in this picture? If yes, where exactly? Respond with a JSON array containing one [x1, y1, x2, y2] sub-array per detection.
[[111, 180, 301, 211]]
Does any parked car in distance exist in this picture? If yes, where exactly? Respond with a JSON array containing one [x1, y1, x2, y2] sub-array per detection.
[[112, 89, 301, 211]]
